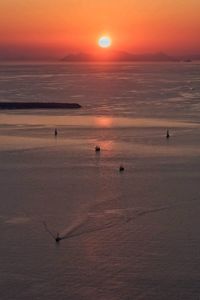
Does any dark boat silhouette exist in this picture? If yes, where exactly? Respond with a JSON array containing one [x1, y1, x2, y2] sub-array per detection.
[[55, 233, 62, 242], [95, 146, 101, 152], [43, 222, 63, 243], [119, 165, 125, 172]]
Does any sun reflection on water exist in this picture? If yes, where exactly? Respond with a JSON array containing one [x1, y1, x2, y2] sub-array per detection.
[[95, 117, 113, 128]]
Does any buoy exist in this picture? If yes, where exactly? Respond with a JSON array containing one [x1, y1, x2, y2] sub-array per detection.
[[166, 129, 170, 139]]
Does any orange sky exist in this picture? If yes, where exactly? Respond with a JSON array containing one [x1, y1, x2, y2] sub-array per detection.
[[0, 0, 200, 59]]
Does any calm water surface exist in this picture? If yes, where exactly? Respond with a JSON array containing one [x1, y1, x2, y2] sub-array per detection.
[[0, 62, 200, 299]]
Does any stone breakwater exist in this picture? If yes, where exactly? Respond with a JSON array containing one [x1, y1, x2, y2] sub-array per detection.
[[0, 102, 81, 109]]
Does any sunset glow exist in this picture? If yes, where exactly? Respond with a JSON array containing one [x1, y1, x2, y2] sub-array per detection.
[[0, 0, 200, 59]]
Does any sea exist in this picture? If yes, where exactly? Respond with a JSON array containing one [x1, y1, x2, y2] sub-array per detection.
[[0, 62, 200, 300]]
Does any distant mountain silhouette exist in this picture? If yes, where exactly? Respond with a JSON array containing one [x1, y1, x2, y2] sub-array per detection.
[[61, 51, 179, 62], [179, 54, 200, 61]]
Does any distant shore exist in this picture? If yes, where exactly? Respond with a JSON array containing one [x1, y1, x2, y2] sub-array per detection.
[[0, 102, 81, 110]]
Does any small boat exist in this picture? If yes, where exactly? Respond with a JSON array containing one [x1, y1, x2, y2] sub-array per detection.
[[95, 146, 101, 152], [55, 233, 62, 242], [43, 222, 63, 243], [119, 165, 125, 172]]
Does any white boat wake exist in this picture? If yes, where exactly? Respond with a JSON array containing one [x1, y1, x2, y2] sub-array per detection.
[[43, 205, 171, 243]]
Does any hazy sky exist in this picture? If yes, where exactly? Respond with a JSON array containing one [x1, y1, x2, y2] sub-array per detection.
[[0, 0, 200, 59]]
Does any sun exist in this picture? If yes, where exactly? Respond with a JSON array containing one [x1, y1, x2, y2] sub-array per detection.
[[98, 36, 112, 48]]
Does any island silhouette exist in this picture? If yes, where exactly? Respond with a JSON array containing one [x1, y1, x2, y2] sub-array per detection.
[[62, 51, 179, 62]]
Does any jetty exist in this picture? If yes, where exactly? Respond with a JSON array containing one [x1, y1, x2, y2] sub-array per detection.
[[0, 102, 81, 110]]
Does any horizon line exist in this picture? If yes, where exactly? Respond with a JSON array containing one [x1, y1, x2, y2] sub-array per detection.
[[0, 51, 200, 62]]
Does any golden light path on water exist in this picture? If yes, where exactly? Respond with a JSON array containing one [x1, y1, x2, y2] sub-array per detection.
[[1, 114, 200, 156], [0, 114, 198, 128]]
